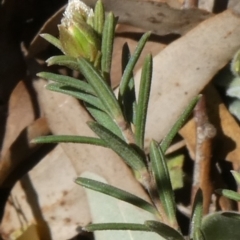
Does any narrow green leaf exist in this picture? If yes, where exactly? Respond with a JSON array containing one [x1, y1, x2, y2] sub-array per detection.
[[145, 221, 184, 240], [231, 170, 240, 186], [83, 223, 151, 232], [93, 0, 105, 36], [135, 54, 152, 149], [101, 12, 116, 84], [46, 83, 106, 112], [88, 121, 146, 173], [40, 33, 62, 51], [216, 189, 240, 202], [76, 177, 158, 215], [81, 171, 162, 240], [149, 141, 177, 225], [32, 135, 106, 146], [37, 72, 95, 95], [77, 57, 123, 120], [121, 79, 136, 124], [190, 189, 203, 240], [194, 228, 205, 240], [46, 55, 79, 71], [119, 32, 151, 97], [120, 43, 136, 125], [85, 104, 124, 139], [160, 95, 201, 153]]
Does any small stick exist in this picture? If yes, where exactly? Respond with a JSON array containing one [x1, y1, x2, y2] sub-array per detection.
[[192, 96, 216, 215]]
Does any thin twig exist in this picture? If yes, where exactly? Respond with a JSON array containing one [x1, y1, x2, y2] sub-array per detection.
[[192, 96, 216, 215]]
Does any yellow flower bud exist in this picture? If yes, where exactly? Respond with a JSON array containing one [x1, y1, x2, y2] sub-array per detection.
[[59, 0, 100, 62]]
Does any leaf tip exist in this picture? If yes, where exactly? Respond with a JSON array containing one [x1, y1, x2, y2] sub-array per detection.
[[78, 225, 87, 232], [36, 72, 42, 78], [74, 177, 81, 184], [39, 33, 47, 39], [30, 138, 39, 144], [46, 57, 53, 66]]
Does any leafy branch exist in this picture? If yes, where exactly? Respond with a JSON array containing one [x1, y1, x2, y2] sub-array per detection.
[[32, 1, 240, 239]]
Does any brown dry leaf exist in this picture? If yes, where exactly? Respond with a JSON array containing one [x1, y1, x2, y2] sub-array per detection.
[[0, 81, 49, 190], [82, 0, 211, 35], [0, 118, 50, 188], [198, 0, 215, 12], [140, 0, 182, 8], [1, 79, 151, 239], [1, 81, 35, 157], [1, 144, 89, 240], [131, 5, 240, 149], [180, 85, 240, 164], [179, 120, 196, 161], [228, 0, 240, 8]]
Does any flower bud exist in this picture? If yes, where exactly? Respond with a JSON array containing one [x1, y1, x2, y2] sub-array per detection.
[[58, 0, 100, 62]]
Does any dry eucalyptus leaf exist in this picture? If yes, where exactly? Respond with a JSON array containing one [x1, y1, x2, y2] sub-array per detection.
[[1, 145, 89, 240], [139, 0, 182, 9], [179, 120, 196, 161], [131, 5, 240, 148], [198, 0, 215, 12], [0, 117, 50, 188], [82, 0, 212, 35], [228, 0, 240, 9], [1, 81, 35, 157]]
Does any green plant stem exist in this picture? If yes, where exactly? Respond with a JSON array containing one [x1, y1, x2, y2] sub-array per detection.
[[115, 118, 135, 144]]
